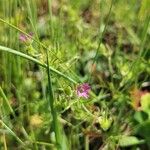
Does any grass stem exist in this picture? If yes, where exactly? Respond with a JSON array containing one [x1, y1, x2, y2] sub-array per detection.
[[0, 45, 77, 84]]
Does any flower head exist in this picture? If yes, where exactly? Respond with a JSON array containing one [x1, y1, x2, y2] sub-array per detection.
[[76, 83, 91, 99], [98, 116, 113, 131], [19, 32, 33, 42], [30, 114, 43, 128]]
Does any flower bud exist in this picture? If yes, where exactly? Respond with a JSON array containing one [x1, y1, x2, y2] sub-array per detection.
[[98, 116, 113, 131]]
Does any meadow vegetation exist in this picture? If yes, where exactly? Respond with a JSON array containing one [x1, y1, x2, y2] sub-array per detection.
[[0, 0, 150, 149]]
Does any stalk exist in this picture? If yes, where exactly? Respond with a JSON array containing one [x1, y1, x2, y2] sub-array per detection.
[[0, 86, 15, 117], [88, 0, 114, 82], [0, 45, 77, 84], [0, 120, 24, 145], [46, 49, 62, 149]]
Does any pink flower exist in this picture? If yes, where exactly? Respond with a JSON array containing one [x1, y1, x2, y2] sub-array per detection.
[[19, 34, 28, 42], [76, 83, 91, 99], [19, 32, 33, 42]]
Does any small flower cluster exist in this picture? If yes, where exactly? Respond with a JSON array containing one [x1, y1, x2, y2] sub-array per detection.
[[76, 83, 91, 99]]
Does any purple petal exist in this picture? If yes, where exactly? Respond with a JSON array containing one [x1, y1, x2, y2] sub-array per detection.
[[19, 34, 27, 42], [76, 83, 91, 99], [19, 32, 33, 42]]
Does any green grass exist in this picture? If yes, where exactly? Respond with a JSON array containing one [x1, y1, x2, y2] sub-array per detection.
[[0, 0, 150, 149]]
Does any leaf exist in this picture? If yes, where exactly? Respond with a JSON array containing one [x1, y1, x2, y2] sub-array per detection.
[[135, 121, 150, 140], [141, 93, 150, 112], [134, 111, 148, 124], [119, 136, 145, 147]]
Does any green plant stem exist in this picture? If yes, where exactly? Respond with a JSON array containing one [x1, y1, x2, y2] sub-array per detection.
[[85, 135, 89, 150], [0, 45, 77, 84], [0, 120, 24, 145], [88, 0, 114, 83], [3, 133, 7, 150], [46, 49, 62, 149], [31, 141, 54, 147], [139, 14, 150, 57], [0, 86, 15, 117]]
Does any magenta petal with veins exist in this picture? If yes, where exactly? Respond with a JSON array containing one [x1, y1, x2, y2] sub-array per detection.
[[77, 83, 91, 99]]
